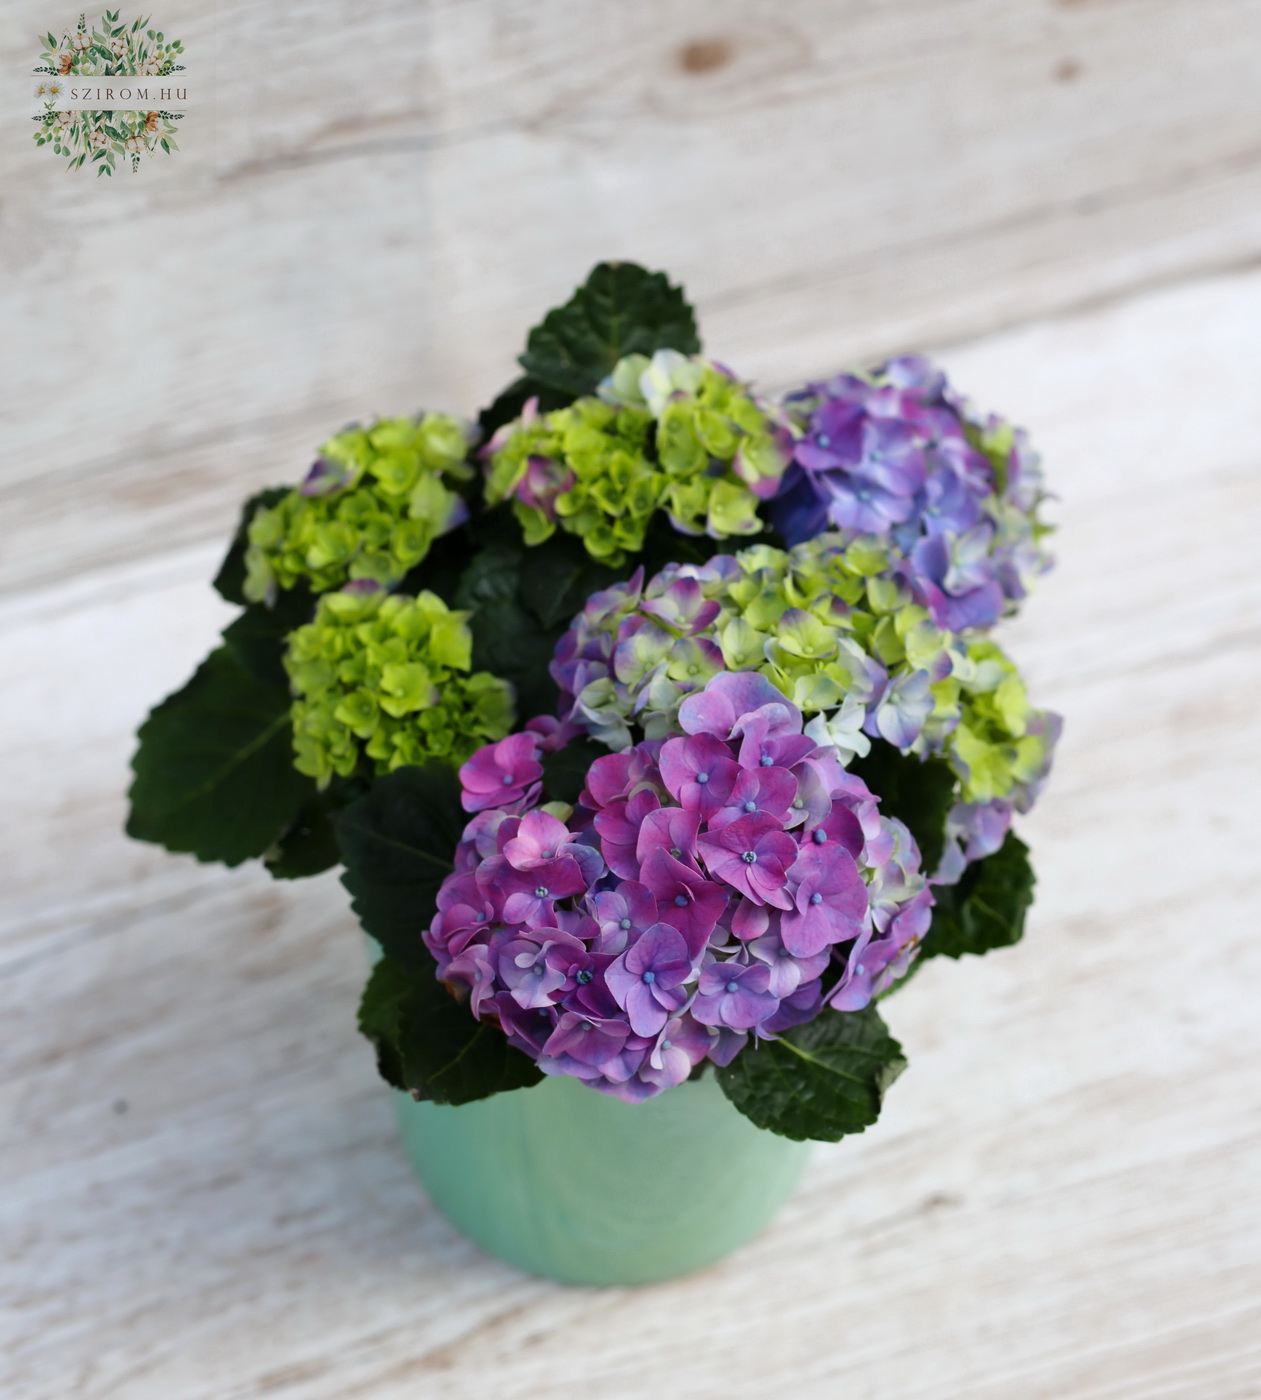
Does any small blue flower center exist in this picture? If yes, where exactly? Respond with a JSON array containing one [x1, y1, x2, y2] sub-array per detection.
[[534, 886, 548, 898], [812, 828, 827, 844], [793, 798, 804, 809], [742, 850, 757, 864], [744, 800, 757, 812], [856, 964, 865, 976], [696, 772, 709, 784], [759, 755, 774, 767], [817, 433, 831, 447], [502, 772, 515, 784], [810, 892, 823, 905], [642, 970, 656, 984], [542, 849, 553, 859], [674, 893, 689, 907], [725, 979, 740, 993], [580, 1019, 593, 1032], [576, 969, 593, 984], [661, 1039, 672, 1051], [619, 917, 632, 929]]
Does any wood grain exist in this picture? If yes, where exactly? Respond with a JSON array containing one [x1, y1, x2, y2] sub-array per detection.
[[2, 270, 1259, 1398], [4, 0, 1261, 594]]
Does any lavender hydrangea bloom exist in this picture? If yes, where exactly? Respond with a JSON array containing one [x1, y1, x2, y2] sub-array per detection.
[[424, 671, 931, 1102], [605, 922, 694, 1035], [770, 357, 1050, 630]]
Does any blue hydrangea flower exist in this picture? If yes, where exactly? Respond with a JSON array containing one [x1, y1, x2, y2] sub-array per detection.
[[770, 357, 1051, 630]]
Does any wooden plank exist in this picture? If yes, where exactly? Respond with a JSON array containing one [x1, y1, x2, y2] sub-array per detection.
[[4, 1, 1261, 595], [1, 270, 1260, 1397]]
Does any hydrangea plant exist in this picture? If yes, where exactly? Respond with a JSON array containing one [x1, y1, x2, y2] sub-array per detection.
[[128, 262, 1056, 1142]]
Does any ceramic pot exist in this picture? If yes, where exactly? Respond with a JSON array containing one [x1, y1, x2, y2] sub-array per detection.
[[389, 1070, 809, 1286]]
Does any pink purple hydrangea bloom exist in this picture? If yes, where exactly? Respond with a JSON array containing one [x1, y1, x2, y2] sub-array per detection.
[[769, 356, 1051, 632], [425, 672, 931, 1101]]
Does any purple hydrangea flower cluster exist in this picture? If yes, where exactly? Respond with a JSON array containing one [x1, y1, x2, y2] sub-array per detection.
[[425, 672, 932, 1101], [770, 356, 1050, 632]]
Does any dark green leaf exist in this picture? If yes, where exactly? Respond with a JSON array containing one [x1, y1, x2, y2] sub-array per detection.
[[849, 743, 956, 876], [396, 520, 477, 608], [455, 531, 564, 721], [716, 1004, 906, 1142], [220, 588, 314, 688], [127, 647, 312, 866], [921, 831, 1035, 961], [517, 262, 700, 398], [335, 764, 467, 973], [263, 778, 364, 880], [541, 735, 613, 805], [516, 532, 620, 629], [211, 485, 290, 605], [358, 953, 542, 1104]]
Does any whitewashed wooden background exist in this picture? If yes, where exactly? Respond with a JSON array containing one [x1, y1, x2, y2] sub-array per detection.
[[3, 2, 1261, 1397]]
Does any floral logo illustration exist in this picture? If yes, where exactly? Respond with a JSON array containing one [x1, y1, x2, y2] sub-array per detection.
[[32, 10, 185, 175]]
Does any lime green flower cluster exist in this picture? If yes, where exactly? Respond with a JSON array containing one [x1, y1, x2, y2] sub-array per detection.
[[553, 533, 1057, 811], [945, 641, 1057, 806], [483, 351, 789, 566], [284, 585, 514, 786], [243, 414, 474, 604]]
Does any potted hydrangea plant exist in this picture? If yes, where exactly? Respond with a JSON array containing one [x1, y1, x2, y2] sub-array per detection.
[[129, 264, 1057, 1285]]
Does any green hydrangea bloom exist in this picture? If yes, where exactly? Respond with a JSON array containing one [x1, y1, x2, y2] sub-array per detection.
[[243, 414, 474, 603], [483, 351, 789, 566], [946, 640, 1052, 805], [285, 585, 514, 786]]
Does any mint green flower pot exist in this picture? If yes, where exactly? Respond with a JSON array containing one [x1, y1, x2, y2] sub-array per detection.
[[389, 1073, 809, 1286]]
